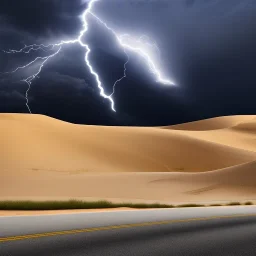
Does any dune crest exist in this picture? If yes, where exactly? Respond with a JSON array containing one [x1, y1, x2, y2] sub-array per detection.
[[163, 115, 256, 131]]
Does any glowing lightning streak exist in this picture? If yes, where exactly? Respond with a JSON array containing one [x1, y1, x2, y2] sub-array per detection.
[[137, 35, 160, 54], [109, 34, 160, 96], [23, 47, 62, 113], [3, 0, 116, 112], [110, 50, 129, 96], [76, 0, 116, 111], [3, 44, 55, 54], [120, 40, 173, 85], [2, 0, 174, 113], [89, 11, 175, 85]]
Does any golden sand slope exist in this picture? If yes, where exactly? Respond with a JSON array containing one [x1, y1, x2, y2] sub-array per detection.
[[163, 115, 255, 131], [1, 161, 256, 204], [1, 114, 256, 203], [1, 114, 255, 173], [149, 160, 256, 202], [162, 115, 256, 152]]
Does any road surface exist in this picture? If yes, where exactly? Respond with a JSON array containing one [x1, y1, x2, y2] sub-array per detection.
[[1, 206, 256, 256]]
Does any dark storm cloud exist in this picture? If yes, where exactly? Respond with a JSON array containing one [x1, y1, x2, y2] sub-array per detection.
[[94, 0, 256, 82], [0, 78, 28, 112], [0, 90, 23, 100], [93, 0, 256, 119], [0, 0, 256, 125], [28, 71, 135, 125], [0, 0, 87, 38]]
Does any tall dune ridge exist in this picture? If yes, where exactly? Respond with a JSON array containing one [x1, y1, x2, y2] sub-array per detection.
[[1, 113, 256, 203]]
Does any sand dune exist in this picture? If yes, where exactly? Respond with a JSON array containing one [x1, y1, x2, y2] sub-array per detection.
[[231, 120, 256, 134], [161, 115, 256, 152], [1, 113, 255, 173], [1, 113, 256, 203], [164, 115, 255, 131]]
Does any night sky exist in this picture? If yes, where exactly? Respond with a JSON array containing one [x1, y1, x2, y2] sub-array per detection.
[[0, 0, 255, 126]]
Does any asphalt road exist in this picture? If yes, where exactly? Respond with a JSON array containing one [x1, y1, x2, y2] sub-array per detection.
[[1, 206, 256, 256]]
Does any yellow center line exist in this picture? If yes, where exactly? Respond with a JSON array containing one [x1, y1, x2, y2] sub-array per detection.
[[1, 213, 256, 243]]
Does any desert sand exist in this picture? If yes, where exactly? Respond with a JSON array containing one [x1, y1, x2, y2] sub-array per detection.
[[1, 114, 256, 205], [163, 115, 255, 131], [162, 115, 256, 152], [0, 208, 139, 216]]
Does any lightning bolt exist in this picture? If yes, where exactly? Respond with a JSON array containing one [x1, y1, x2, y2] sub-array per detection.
[[2, 0, 175, 113], [22, 47, 62, 113], [3, 43, 55, 54], [110, 50, 129, 97]]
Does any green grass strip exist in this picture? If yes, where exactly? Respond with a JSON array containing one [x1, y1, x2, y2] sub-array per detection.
[[0, 200, 173, 210], [0, 200, 254, 210]]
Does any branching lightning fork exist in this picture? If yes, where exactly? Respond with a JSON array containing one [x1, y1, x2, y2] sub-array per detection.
[[2, 0, 175, 113]]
